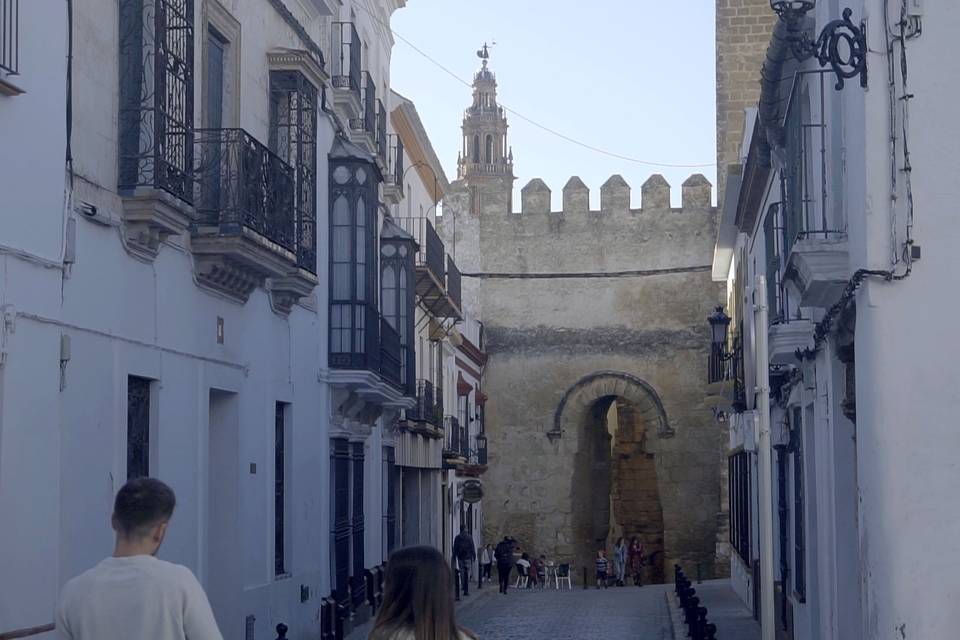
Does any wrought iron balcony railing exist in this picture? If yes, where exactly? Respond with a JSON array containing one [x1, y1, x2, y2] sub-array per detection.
[[118, 0, 195, 204], [395, 217, 445, 280], [446, 256, 462, 312], [194, 128, 299, 254], [383, 134, 404, 192], [376, 99, 388, 163], [350, 71, 376, 134], [443, 416, 462, 456], [331, 22, 361, 98], [1, 0, 19, 76], [406, 379, 442, 426], [379, 317, 402, 389]]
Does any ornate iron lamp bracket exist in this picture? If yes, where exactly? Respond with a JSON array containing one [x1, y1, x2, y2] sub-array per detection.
[[784, 8, 868, 90]]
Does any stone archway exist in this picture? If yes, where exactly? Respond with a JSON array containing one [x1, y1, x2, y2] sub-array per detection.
[[561, 372, 671, 584]]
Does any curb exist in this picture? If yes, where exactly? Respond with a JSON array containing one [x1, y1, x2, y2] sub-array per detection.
[[666, 590, 686, 640]]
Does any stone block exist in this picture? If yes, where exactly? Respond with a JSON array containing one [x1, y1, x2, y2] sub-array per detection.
[[641, 174, 671, 210], [600, 174, 630, 214], [562, 176, 589, 214], [681, 174, 713, 209], [521, 178, 552, 214]]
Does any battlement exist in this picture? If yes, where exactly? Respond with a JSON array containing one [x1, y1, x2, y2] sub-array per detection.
[[519, 173, 713, 215]]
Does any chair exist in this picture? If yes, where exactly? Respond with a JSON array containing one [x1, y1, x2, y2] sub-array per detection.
[[513, 564, 530, 588], [555, 563, 572, 590]]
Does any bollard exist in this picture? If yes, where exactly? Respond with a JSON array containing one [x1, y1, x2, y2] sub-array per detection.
[[583, 567, 588, 590], [705, 622, 718, 640], [454, 568, 461, 601], [275, 623, 288, 640], [697, 562, 702, 584], [478, 563, 483, 591], [319, 598, 333, 640]]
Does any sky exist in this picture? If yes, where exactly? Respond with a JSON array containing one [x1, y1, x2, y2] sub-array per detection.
[[389, 0, 718, 210]]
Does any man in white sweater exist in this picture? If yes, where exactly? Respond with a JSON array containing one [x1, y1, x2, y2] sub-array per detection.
[[55, 478, 223, 640]]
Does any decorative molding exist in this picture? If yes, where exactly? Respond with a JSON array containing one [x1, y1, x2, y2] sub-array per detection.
[[268, 48, 329, 90], [121, 189, 196, 261]]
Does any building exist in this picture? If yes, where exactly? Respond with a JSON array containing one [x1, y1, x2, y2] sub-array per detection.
[[0, 0, 441, 638], [711, 2, 960, 639], [440, 49, 725, 582]]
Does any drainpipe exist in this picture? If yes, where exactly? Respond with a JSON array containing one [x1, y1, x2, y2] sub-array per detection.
[[754, 275, 775, 640]]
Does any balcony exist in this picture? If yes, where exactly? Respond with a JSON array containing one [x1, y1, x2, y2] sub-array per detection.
[[330, 22, 361, 118], [705, 338, 747, 413], [446, 256, 462, 316], [117, 0, 195, 259], [0, 0, 22, 95], [376, 99, 388, 167], [328, 305, 412, 410], [348, 71, 377, 154], [442, 416, 467, 466], [784, 234, 850, 308], [395, 218, 461, 320], [402, 379, 444, 436], [190, 128, 317, 311], [381, 134, 404, 206], [769, 319, 815, 366]]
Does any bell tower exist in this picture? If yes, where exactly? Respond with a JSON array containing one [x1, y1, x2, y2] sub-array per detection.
[[457, 43, 516, 214]]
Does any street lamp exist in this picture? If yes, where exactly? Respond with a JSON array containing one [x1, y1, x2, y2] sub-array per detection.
[[708, 306, 731, 349], [769, 0, 867, 90]]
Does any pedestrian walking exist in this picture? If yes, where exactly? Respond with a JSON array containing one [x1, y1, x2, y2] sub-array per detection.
[[480, 544, 493, 582], [628, 537, 645, 587], [613, 537, 628, 587], [55, 478, 223, 640], [595, 549, 609, 589], [369, 546, 478, 640], [494, 536, 515, 594], [452, 529, 476, 596]]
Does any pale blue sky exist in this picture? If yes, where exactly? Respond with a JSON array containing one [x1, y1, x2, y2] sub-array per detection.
[[390, 1, 718, 209]]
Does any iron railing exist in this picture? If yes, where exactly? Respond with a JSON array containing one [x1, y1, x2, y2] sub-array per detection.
[[0, 0, 18, 75], [380, 316, 402, 389], [764, 202, 789, 325], [443, 416, 462, 456], [376, 99, 388, 163], [407, 379, 441, 426], [783, 70, 844, 256], [118, 0, 195, 204], [384, 134, 404, 192], [331, 22, 361, 98], [728, 450, 751, 566], [395, 217, 445, 280], [708, 336, 746, 412], [350, 71, 376, 134], [446, 256, 462, 312], [194, 127, 298, 253], [330, 303, 380, 374]]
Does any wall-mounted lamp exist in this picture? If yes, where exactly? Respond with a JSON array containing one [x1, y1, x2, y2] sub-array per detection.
[[769, 0, 867, 89]]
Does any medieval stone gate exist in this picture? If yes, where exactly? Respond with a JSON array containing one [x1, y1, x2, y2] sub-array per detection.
[[438, 53, 726, 582]]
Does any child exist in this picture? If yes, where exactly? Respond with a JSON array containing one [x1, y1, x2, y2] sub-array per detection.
[[595, 550, 609, 589], [535, 555, 547, 589]]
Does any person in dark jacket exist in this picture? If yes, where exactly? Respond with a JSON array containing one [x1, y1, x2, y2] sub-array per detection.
[[493, 536, 516, 594], [452, 529, 476, 596]]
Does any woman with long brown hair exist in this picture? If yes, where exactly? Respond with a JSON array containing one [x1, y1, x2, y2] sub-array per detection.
[[369, 546, 478, 640]]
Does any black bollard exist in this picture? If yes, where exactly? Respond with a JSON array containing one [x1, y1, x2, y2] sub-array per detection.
[[454, 568, 461, 601], [705, 622, 718, 640], [478, 562, 483, 591], [275, 623, 288, 640], [697, 562, 702, 584], [583, 567, 588, 590]]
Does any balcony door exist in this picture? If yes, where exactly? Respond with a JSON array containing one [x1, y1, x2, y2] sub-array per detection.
[[203, 28, 226, 211]]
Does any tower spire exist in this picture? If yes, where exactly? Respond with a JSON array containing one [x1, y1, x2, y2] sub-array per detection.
[[458, 45, 514, 185]]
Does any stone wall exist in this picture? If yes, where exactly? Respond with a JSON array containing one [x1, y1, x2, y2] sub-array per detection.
[[441, 174, 725, 581]]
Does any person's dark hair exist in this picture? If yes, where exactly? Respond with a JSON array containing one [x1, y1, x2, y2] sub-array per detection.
[[370, 546, 476, 640], [113, 477, 176, 538], [521, 552, 529, 560], [616, 536, 624, 546]]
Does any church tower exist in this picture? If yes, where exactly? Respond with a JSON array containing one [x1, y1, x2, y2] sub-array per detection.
[[457, 44, 516, 214]]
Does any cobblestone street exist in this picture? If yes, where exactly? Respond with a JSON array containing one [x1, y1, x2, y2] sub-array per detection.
[[457, 583, 674, 639]]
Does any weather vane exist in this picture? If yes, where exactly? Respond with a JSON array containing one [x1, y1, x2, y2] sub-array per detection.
[[476, 41, 496, 64]]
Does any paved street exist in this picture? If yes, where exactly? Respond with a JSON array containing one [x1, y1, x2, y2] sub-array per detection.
[[457, 583, 673, 639]]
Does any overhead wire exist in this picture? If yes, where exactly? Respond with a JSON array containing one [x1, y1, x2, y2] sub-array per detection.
[[352, 2, 715, 169]]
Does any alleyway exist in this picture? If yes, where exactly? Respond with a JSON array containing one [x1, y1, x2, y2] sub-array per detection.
[[457, 584, 673, 639]]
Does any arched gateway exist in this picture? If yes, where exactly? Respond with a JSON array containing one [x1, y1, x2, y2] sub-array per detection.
[[559, 372, 670, 583]]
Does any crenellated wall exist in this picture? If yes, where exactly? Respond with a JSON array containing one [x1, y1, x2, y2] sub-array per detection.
[[439, 170, 726, 580]]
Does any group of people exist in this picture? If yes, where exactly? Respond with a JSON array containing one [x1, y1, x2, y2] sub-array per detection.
[[594, 536, 646, 589]]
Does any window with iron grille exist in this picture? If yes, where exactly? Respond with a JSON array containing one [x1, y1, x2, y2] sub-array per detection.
[[329, 156, 379, 371], [270, 71, 318, 273], [274, 402, 288, 576], [126, 376, 152, 479], [776, 444, 791, 627], [728, 451, 751, 565], [0, 0, 19, 77], [764, 202, 788, 324], [350, 441, 365, 610], [382, 446, 397, 555], [330, 438, 350, 603], [118, 0, 195, 203], [792, 407, 806, 601]]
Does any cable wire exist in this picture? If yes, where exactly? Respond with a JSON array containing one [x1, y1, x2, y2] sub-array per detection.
[[355, 3, 715, 169]]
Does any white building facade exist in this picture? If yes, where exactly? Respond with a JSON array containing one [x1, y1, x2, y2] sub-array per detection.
[[712, 3, 960, 639], [0, 0, 432, 638]]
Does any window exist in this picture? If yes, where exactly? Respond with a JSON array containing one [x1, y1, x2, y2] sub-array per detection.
[[792, 407, 806, 600], [274, 402, 289, 576], [382, 447, 397, 555], [350, 441, 365, 609], [126, 376, 152, 479], [381, 226, 416, 393], [329, 155, 379, 369], [472, 134, 480, 163], [0, 0, 19, 78], [270, 71, 318, 272], [118, 0, 195, 202], [330, 438, 350, 602], [206, 28, 226, 130], [776, 444, 790, 625], [728, 450, 751, 565]]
